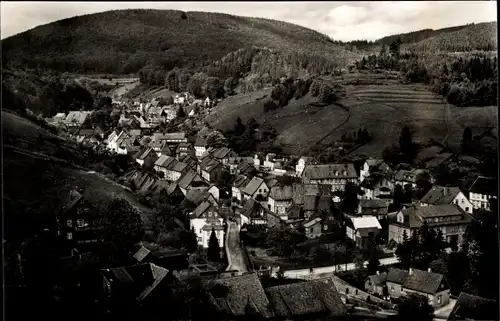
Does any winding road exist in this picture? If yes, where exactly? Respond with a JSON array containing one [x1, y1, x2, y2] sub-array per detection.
[[225, 222, 248, 273]]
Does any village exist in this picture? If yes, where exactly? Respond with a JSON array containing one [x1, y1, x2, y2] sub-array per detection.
[[44, 89, 498, 320]]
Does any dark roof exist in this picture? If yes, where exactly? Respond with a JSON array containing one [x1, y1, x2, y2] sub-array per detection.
[[191, 201, 214, 219], [206, 273, 274, 318], [360, 173, 386, 189], [241, 177, 265, 196], [403, 268, 447, 294], [359, 199, 388, 216], [178, 170, 202, 190], [133, 246, 151, 262], [242, 198, 266, 219], [420, 186, 463, 205], [447, 292, 498, 321], [303, 163, 357, 180], [265, 280, 346, 318], [469, 176, 497, 195], [386, 268, 409, 285], [413, 204, 467, 218], [292, 183, 331, 205], [367, 272, 388, 286], [233, 174, 250, 189], [195, 136, 207, 147], [185, 188, 216, 206], [269, 185, 293, 201], [212, 147, 234, 160]]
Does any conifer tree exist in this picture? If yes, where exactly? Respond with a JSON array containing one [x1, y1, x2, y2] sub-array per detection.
[[207, 228, 220, 261]]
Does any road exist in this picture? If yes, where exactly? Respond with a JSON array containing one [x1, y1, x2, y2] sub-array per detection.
[[225, 222, 248, 273], [273, 256, 399, 279]]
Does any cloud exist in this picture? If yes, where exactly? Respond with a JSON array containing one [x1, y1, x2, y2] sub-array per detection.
[[1, 1, 497, 41]]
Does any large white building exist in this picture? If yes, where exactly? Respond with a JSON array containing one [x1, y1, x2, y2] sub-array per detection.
[[420, 186, 473, 214], [468, 176, 497, 211], [189, 201, 224, 248], [302, 163, 358, 192]]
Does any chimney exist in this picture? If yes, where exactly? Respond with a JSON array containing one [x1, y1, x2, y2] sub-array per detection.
[[376, 271, 379, 275], [443, 187, 447, 195], [428, 268, 431, 273], [409, 267, 413, 275]]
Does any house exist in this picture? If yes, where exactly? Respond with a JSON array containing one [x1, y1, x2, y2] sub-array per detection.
[[302, 163, 358, 192], [345, 216, 382, 249], [303, 194, 333, 220], [265, 280, 346, 320], [447, 292, 498, 321], [136, 147, 158, 167], [106, 130, 127, 153], [236, 161, 255, 177], [393, 168, 430, 189], [132, 244, 189, 271], [189, 201, 224, 248], [227, 156, 254, 175], [203, 97, 212, 107], [240, 198, 267, 226], [185, 188, 218, 208], [101, 263, 180, 303], [358, 199, 389, 220], [420, 186, 473, 214], [386, 267, 451, 309], [154, 155, 188, 182], [176, 142, 193, 158], [292, 184, 332, 206], [154, 155, 177, 178], [232, 175, 250, 202], [359, 173, 394, 200], [253, 152, 265, 168], [194, 136, 208, 158], [295, 156, 318, 177], [364, 272, 388, 297], [177, 170, 205, 195], [388, 204, 472, 246], [60, 189, 104, 249], [360, 158, 393, 182], [65, 111, 92, 127], [268, 185, 293, 218], [468, 176, 497, 211], [164, 132, 187, 144], [241, 177, 269, 201], [200, 158, 223, 183], [304, 217, 323, 239], [211, 147, 237, 165], [205, 273, 274, 319]]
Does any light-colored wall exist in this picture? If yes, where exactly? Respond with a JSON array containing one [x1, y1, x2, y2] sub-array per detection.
[[305, 223, 322, 238], [387, 281, 404, 298], [190, 217, 224, 248], [470, 192, 495, 211], [402, 287, 450, 309]]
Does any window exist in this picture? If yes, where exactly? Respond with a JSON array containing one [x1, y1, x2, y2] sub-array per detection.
[[465, 207, 469, 212], [310, 228, 313, 233], [67, 220, 73, 228], [259, 189, 262, 193], [77, 219, 85, 228], [67, 232, 73, 240], [461, 199, 464, 204], [391, 285, 394, 291], [324, 225, 328, 231], [437, 295, 442, 304]]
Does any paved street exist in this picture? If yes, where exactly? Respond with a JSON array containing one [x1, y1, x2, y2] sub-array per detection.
[[273, 256, 399, 279], [225, 222, 248, 273]]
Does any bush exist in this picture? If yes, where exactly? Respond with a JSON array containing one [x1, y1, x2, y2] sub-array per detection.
[[263, 99, 278, 112]]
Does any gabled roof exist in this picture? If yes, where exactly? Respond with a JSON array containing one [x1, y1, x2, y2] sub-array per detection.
[[233, 174, 250, 189], [403, 268, 447, 294], [359, 173, 387, 189], [420, 186, 463, 205], [386, 268, 409, 285], [265, 280, 346, 318], [241, 177, 265, 196], [350, 216, 382, 230], [154, 155, 176, 168], [164, 132, 186, 141], [212, 147, 233, 160], [62, 189, 84, 216], [185, 188, 215, 206], [206, 273, 274, 318], [269, 185, 293, 201], [303, 217, 322, 228], [413, 204, 467, 218], [65, 111, 91, 124], [394, 169, 429, 183], [133, 246, 151, 262], [302, 163, 357, 180], [447, 292, 498, 321], [241, 198, 266, 219], [360, 199, 388, 209], [195, 136, 208, 147], [78, 129, 94, 137], [292, 183, 331, 205], [469, 176, 497, 196], [191, 201, 216, 219], [366, 272, 388, 286], [178, 170, 202, 190], [138, 147, 155, 160]]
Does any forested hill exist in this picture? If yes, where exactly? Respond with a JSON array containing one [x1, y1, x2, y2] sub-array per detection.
[[2, 9, 359, 74], [340, 22, 497, 52]]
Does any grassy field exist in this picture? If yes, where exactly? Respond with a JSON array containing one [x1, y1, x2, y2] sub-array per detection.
[[207, 72, 497, 158]]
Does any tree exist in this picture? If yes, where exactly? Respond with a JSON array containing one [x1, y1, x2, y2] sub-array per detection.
[[396, 230, 414, 269], [177, 106, 186, 119], [310, 79, 321, 96], [203, 76, 224, 99], [99, 199, 144, 251], [233, 117, 245, 136], [399, 126, 415, 162], [461, 127, 473, 154], [341, 182, 360, 213], [206, 131, 228, 148], [415, 172, 432, 199], [263, 99, 278, 112], [389, 37, 402, 58], [207, 228, 220, 261], [224, 77, 237, 96], [397, 293, 434, 321], [187, 72, 208, 98], [367, 245, 381, 274], [318, 83, 338, 104]]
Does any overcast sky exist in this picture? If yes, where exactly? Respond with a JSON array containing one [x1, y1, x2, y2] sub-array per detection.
[[1, 1, 497, 41]]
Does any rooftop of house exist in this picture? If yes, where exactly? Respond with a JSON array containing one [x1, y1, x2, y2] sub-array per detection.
[[366, 272, 388, 286], [233, 174, 251, 189], [154, 155, 176, 168], [269, 185, 293, 201], [420, 186, 463, 205], [359, 199, 388, 209], [404, 268, 447, 294], [303, 194, 332, 213], [386, 268, 409, 285], [292, 183, 331, 205], [394, 168, 429, 183], [205, 273, 274, 318], [164, 132, 186, 141], [447, 292, 498, 321], [469, 176, 498, 196], [138, 147, 155, 160], [241, 177, 265, 196], [212, 147, 234, 160], [302, 163, 357, 180], [265, 280, 346, 318], [349, 216, 382, 230], [178, 170, 202, 190], [303, 217, 322, 228], [190, 200, 216, 219], [359, 173, 389, 189]]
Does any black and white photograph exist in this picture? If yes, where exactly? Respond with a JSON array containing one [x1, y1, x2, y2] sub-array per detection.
[[2, 1, 498, 320]]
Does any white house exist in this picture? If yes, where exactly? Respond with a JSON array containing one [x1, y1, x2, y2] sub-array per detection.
[[194, 136, 208, 158], [393, 169, 431, 189], [295, 157, 317, 177], [232, 175, 250, 202], [189, 201, 224, 248], [420, 186, 473, 214], [136, 148, 158, 167], [359, 173, 394, 200], [268, 185, 293, 218], [346, 216, 382, 249], [106, 130, 126, 153], [204, 97, 212, 107], [241, 177, 269, 201], [302, 163, 358, 192], [359, 158, 392, 182], [468, 176, 497, 211]]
